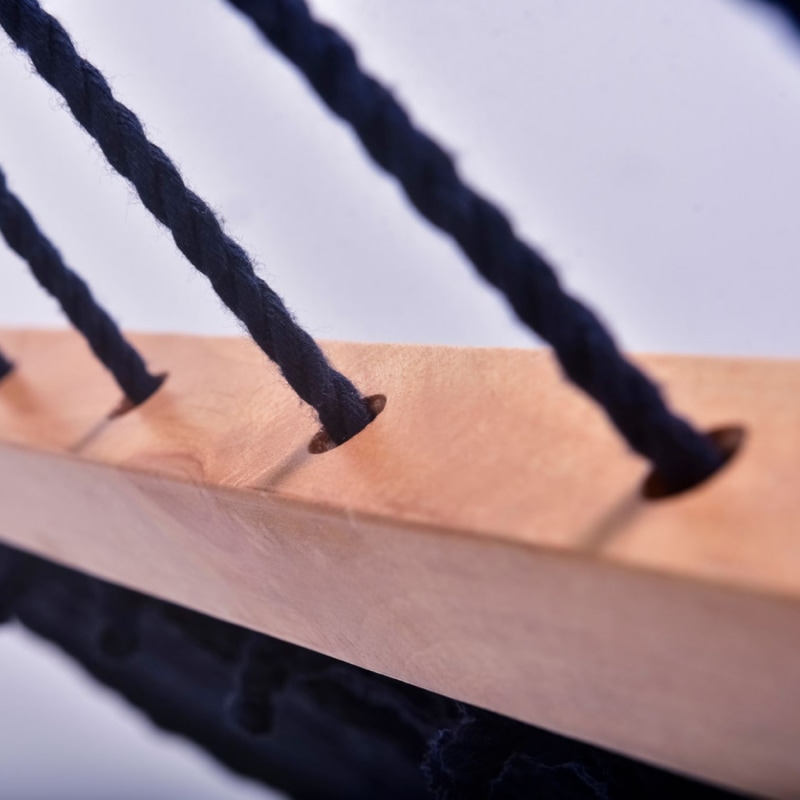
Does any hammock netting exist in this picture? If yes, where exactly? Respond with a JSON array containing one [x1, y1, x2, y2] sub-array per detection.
[[0, 542, 741, 799], [1, 0, 798, 796]]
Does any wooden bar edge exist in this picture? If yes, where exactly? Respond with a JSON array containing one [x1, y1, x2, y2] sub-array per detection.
[[0, 328, 798, 799]]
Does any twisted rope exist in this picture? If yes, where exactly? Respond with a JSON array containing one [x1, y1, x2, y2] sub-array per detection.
[[0, 0, 372, 444], [0, 167, 161, 404], [224, 0, 725, 492]]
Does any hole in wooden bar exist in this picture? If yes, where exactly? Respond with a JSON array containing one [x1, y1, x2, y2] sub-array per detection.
[[108, 373, 168, 420], [309, 394, 387, 454], [642, 425, 746, 501]]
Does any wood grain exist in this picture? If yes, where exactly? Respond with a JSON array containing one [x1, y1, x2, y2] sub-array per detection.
[[0, 327, 797, 798]]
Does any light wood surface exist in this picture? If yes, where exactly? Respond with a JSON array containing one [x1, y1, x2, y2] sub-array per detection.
[[0, 327, 797, 798]]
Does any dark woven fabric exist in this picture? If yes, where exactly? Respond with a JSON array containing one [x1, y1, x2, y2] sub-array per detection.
[[0, 541, 742, 799], [0, 349, 12, 380]]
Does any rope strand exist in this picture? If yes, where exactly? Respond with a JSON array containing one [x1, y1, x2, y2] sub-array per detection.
[[0, 0, 372, 444], [0, 166, 162, 404], [224, 0, 725, 492], [0, 349, 12, 380], [756, 0, 800, 31]]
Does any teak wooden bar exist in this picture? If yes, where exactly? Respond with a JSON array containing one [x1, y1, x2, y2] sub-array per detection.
[[0, 328, 798, 799]]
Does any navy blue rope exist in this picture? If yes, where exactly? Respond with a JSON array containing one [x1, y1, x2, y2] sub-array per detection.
[[224, 0, 725, 492], [96, 584, 144, 660], [0, 166, 162, 404], [0, 0, 372, 445], [756, 0, 800, 30], [0, 348, 12, 380]]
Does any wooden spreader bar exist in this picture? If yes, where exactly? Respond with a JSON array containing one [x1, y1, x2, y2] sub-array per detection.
[[0, 328, 798, 798]]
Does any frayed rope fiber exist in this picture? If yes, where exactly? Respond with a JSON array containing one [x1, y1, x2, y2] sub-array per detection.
[[224, 0, 725, 493], [0, 166, 161, 404], [0, 0, 372, 445]]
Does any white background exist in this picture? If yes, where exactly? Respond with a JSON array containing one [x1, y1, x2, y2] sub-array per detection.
[[1, 1, 799, 796]]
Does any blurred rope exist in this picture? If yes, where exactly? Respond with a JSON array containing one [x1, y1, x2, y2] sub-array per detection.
[[0, 166, 161, 404], [0, 348, 12, 380], [753, 0, 800, 31]]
